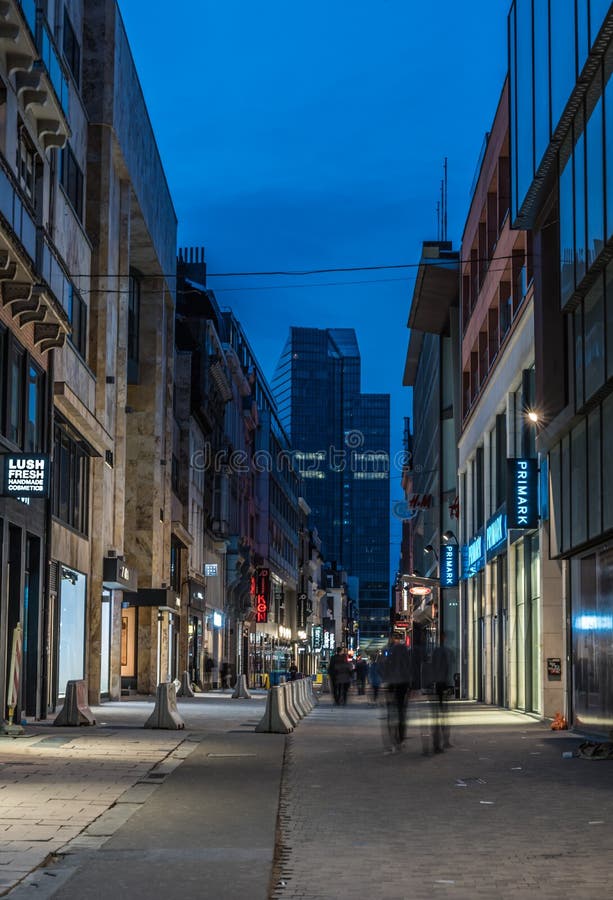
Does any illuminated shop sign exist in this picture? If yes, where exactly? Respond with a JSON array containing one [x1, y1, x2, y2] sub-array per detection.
[[440, 543, 459, 587], [1, 454, 49, 497], [485, 510, 507, 561], [204, 563, 218, 576], [312, 625, 323, 650], [212, 611, 223, 628], [462, 530, 485, 579], [254, 567, 270, 623], [506, 458, 538, 529]]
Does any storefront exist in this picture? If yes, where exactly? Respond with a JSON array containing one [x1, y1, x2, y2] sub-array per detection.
[[486, 508, 508, 708], [570, 542, 613, 735], [0, 453, 50, 720], [101, 556, 137, 699], [121, 588, 181, 694], [462, 529, 485, 701], [249, 622, 292, 687]]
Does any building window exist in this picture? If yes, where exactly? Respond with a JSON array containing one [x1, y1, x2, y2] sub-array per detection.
[[52, 422, 89, 535], [7, 339, 24, 447], [170, 538, 181, 591], [58, 566, 86, 692], [63, 7, 80, 88], [60, 144, 83, 220], [67, 285, 87, 359], [16, 124, 36, 204], [128, 272, 140, 383], [25, 362, 44, 452]]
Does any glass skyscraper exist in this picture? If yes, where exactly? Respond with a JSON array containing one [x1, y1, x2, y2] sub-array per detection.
[[272, 327, 390, 645]]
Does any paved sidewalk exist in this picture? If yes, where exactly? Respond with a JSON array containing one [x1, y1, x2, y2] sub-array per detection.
[[0, 691, 273, 897], [272, 695, 613, 900]]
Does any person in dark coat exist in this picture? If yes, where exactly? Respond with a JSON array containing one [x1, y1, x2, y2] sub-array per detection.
[[355, 656, 368, 695], [380, 633, 413, 752], [328, 647, 352, 705], [430, 632, 454, 752]]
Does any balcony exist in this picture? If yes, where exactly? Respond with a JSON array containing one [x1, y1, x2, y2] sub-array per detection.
[[0, 0, 70, 151], [0, 158, 69, 351]]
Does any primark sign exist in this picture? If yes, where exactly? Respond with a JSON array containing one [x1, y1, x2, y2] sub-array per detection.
[[486, 509, 507, 561], [506, 458, 538, 529], [1, 454, 50, 498], [440, 543, 459, 588]]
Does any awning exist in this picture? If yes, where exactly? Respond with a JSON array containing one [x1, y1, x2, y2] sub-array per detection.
[[122, 588, 181, 614]]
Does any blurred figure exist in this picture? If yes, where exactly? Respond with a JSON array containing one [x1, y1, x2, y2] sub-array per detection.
[[289, 662, 299, 681], [369, 655, 382, 704], [381, 633, 413, 752], [328, 647, 345, 705], [355, 655, 368, 695], [430, 631, 454, 753]]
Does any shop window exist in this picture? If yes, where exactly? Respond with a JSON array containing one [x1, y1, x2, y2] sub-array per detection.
[[63, 7, 80, 88], [52, 422, 89, 535], [58, 566, 86, 692], [60, 144, 83, 221]]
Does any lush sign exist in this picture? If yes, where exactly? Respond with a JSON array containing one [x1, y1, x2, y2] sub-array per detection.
[[486, 510, 507, 560], [1, 455, 49, 497], [507, 458, 538, 529], [440, 543, 459, 587]]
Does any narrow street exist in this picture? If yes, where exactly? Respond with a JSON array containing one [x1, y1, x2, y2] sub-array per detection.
[[3, 692, 613, 900]]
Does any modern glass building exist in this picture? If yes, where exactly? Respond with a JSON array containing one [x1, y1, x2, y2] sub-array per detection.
[[509, 1, 613, 733], [272, 328, 390, 645]]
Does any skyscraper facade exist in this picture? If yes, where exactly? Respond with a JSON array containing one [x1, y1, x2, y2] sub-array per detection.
[[273, 328, 390, 646]]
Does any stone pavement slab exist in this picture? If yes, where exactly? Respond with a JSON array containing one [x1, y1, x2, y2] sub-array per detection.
[[0, 692, 268, 897], [271, 696, 613, 900]]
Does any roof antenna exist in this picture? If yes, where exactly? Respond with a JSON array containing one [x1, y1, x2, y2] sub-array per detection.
[[443, 157, 448, 242], [436, 200, 441, 241]]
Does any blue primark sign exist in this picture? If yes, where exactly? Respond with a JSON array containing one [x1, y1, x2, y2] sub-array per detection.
[[440, 543, 459, 588], [486, 509, 507, 561], [506, 458, 538, 529], [462, 529, 485, 580]]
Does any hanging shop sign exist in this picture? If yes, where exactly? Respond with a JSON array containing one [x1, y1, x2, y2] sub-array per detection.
[[440, 542, 459, 587], [102, 556, 138, 591], [506, 458, 538, 529], [297, 592, 312, 628], [462, 529, 485, 579], [1, 454, 50, 498], [254, 567, 270, 623], [485, 509, 507, 561], [312, 625, 323, 650], [204, 563, 218, 576]]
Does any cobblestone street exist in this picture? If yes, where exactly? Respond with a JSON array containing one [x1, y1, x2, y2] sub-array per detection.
[[273, 696, 613, 900]]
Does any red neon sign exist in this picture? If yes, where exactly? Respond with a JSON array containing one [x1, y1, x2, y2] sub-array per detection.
[[255, 568, 270, 623]]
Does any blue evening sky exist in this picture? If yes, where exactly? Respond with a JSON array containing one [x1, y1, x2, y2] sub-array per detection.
[[118, 0, 508, 567]]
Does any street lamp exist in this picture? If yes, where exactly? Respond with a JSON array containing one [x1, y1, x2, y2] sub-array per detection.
[[442, 530, 458, 544]]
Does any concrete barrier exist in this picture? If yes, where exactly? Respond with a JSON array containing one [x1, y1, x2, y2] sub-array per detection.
[[284, 681, 301, 725], [300, 678, 313, 712], [144, 682, 185, 730], [176, 670, 195, 698], [255, 685, 293, 733], [307, 678, 318, 706], [54, 679, 96, 727], [231, 673, 252, 699], [294, 679, 308, 717]]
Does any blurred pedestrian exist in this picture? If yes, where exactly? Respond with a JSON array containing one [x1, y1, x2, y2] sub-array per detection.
[[430, 632, 454, 753], [381, 633, 413, 753], [328, 647, 352, 706], [289, 662, 299, 681], [369, 655, 382, 704], [355, 656, 368, 695]]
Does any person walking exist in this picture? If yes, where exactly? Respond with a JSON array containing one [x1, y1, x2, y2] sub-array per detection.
[[355, 655, 368, 695], [369, 655, 382, 704], [328, 647, 352, 706], [381, 633, 413, 752], [430, 631, 454, 752]]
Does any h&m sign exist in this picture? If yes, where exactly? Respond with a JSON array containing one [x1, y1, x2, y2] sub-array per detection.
[[506, 458, 538, 529]]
